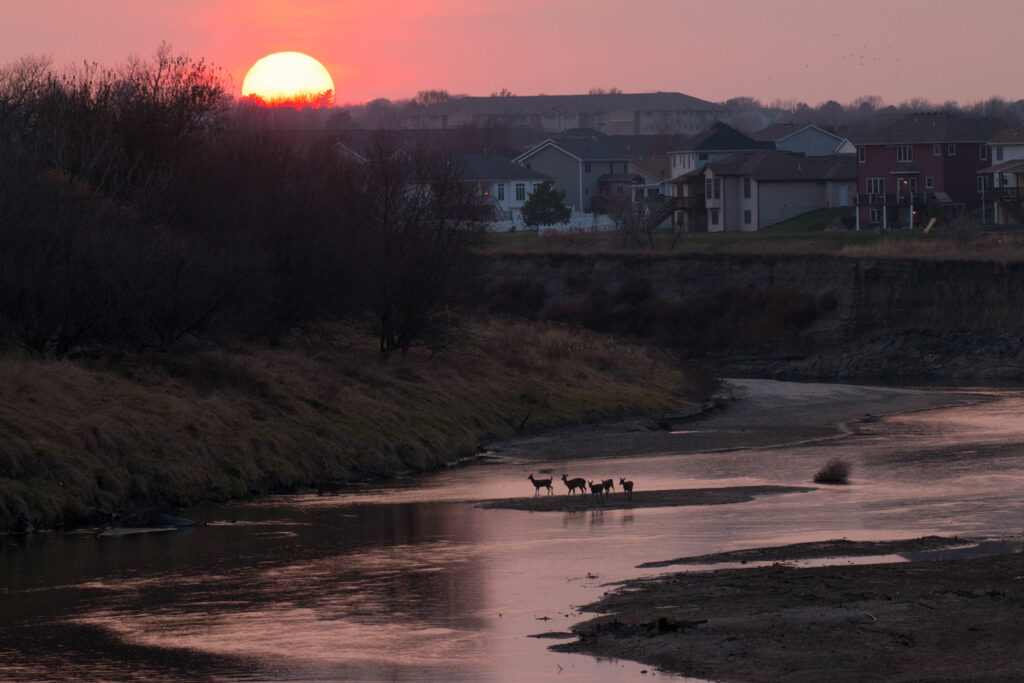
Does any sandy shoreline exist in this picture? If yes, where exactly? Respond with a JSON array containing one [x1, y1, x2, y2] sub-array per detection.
[[553, 537, 1024, 682], [485, 379, 1018, 681], [485, 378, 989, 464]]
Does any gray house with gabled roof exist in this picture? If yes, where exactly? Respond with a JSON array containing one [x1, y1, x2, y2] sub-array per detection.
[[512, 137, 630, 212], [752, 123, 855, 157], [697, 150, 856, 231]]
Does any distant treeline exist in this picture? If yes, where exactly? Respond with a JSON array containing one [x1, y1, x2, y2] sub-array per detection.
[[0, 48, 485, 356], [261, 89, 1024, 135]]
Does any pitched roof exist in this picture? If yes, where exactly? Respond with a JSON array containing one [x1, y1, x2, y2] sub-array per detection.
[[514, 137, 628, 163], [991, 126, 1024, 144], [455, 154, 548, 181], [749, 122, 804, 142], [674, 122, 774, 152], [977, 159, 1024, 174], [407, 92, 724, 117], [703, 150, 857, 182], [857, 111, 1007, 145], [630, 154, 671, 181]]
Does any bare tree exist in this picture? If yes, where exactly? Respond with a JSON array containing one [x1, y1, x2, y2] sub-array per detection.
[[357, 135, 485, 354]]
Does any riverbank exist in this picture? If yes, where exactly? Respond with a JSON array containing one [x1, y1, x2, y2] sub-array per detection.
[[0, 319, 702, 533], [484, 378, 987, 464], [554, 537, 1024, 682]]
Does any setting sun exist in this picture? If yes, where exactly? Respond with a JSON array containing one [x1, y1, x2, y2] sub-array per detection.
[[241, 51, 335, 108]]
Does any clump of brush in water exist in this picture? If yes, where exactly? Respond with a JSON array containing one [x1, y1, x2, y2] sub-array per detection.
[[813, 459, 851, 485]]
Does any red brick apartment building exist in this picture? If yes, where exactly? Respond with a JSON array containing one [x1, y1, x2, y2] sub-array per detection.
[[855, 112, 1005, 228]]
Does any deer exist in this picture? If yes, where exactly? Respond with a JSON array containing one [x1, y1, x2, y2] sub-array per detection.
[[619, 478, 634, 500], [588, 480, 604, 500], [601, 478, 615, 494], [527, 473, 553, 495], [562, 474, 586, 496]]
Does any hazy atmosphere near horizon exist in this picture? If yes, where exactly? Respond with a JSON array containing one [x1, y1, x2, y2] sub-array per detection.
[[1, 0, 1020, 105]]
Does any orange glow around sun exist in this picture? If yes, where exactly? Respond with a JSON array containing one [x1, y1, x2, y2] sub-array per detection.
[[241, 52, 335, 108]]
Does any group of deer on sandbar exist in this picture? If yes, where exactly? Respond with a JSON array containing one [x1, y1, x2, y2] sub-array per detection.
[[527, 473, 634, 500]]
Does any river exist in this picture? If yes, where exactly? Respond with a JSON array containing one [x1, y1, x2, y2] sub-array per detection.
[[1, 380, 1023, 682]]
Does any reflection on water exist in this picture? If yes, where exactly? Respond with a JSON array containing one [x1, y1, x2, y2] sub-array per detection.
[[2, 388, 1024, 681]]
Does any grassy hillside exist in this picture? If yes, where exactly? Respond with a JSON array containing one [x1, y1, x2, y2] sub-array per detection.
[[0, 319, 702, 531]]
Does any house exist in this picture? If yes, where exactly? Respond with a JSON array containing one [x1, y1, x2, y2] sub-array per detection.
[[400, 92, 725, 135], [512, 136, 630, 212], [665, 122, 773, 231], [854, 112, 1006, 229], [694, 151, 856, 232], [752, 123, 856, 156], [455, 154, 550, 230], [977, 127, 1024, 224]]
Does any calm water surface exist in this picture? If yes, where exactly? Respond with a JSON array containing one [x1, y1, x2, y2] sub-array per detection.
[[2, 385, 1023, 681]]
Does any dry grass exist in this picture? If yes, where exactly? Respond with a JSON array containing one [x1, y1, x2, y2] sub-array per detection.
[[0, 319, 700, 530]]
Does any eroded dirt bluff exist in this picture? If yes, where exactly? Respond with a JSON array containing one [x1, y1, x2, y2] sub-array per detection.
[[484, 253, 1024, 381]]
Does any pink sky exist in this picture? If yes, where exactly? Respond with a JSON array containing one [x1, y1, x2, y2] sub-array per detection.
[[1, 0, 1021, 107]]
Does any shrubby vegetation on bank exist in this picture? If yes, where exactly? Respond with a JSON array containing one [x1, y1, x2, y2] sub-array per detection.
[[0, 319, 705, 531]]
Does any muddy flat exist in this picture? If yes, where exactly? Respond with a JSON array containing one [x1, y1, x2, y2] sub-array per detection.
[[554, 537, 1024, 682], [477, 485, 814, 512]]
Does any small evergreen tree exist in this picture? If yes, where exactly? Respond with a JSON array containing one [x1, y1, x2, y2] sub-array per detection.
[[522, 180, 571, 227]]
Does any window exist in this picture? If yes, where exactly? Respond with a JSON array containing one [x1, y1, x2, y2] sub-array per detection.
[[713, 178, 721, 199], [947, 143, 956, 156], [698, 153, 709, 161], [980, 144, 988, 161], [977, 176, 988, 193], [710, 208, 720, 225], [858, 147, 866, 163], [743, 177, 752, 199], [897, 145, 913, 162], [866, 177, 884, 195], [515, 183, 525, 201], [925, 176, 934, 189], [623, 163, 629, 173], [870, 208, 883, 224], [497, 183, 505, 201], [933, 143, 941, 156], [743, 209, 752, 225], [705, 178, 713, 196], [584, 162, 591, 173], [996, 146, 1004, 161]]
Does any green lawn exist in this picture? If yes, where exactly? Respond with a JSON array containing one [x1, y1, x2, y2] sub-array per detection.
[[484, 207, 947, 256]]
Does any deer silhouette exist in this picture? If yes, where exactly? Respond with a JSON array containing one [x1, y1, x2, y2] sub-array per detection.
[[619, 478, 634, 500], [562, 474, 586, 495], [528, 474, 553, 495]]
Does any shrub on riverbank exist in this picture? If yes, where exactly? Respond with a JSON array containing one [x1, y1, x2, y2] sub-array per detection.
[[0, 320, 701, 531], [813, 458, 851, 484]]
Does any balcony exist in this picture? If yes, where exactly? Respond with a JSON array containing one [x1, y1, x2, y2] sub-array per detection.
[[986, 186, 1024, 202]]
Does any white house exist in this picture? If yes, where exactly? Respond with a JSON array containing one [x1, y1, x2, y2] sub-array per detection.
[[978, 127, 1024, 224], [456, 154, 550, 230]]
